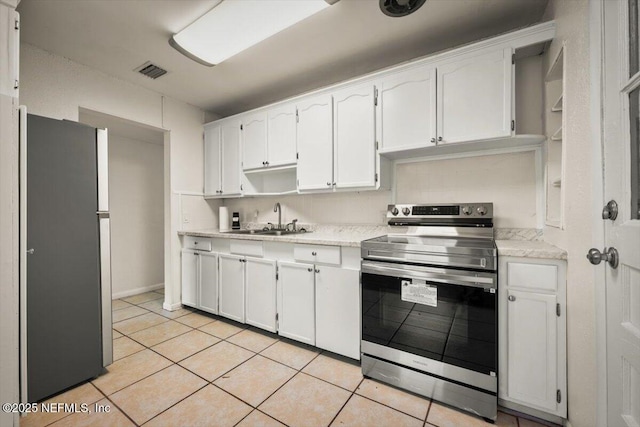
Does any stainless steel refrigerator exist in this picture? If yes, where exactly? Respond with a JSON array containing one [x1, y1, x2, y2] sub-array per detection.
[[21, 112, 112, 402]]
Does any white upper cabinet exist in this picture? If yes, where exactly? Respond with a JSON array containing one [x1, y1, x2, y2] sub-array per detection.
[[220, 120, 242, 196], [0, 4, 19, 98], [437, 48, 513, 144], [267, 104, 297, 167], [241, 112, 267, 170], [204, 124, 221, 196], [333, 83, 377, 189], [296, 94, 333, 191], [377, 66, 437, 152], [204, 119, 242, 197]]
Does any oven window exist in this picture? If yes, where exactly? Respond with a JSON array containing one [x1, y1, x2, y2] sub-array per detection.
[[362, 273, 496, 375]]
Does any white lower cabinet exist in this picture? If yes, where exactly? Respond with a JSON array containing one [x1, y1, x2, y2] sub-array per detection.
[[219, 254, 246, 323], [245, 258, 277, 332], [499, 257, 567, 422], [181, 249, 218, 315], [277, 261, 316, 345], [315, 265, 360, 359]]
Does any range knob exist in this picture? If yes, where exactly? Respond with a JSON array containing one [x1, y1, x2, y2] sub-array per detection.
[[402, 207, 411, 216], [476, 205, 488, 216], [462, 206, 472, 216], [390, 207, 399, 216]]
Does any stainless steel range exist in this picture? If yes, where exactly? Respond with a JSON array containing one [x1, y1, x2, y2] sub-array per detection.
[[361, 203, 498, 422]]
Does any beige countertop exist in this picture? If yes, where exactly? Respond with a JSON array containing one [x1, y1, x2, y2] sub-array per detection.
[[180, 226, 567, 259]]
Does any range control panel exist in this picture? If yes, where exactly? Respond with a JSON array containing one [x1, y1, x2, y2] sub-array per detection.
[[387, 203, 493, 220]]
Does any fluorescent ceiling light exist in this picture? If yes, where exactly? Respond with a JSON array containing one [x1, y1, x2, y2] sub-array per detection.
[[170, 0, 332, 67]]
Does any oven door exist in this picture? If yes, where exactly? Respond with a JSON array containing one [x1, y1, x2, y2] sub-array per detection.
[[361, 260, 497, 392]]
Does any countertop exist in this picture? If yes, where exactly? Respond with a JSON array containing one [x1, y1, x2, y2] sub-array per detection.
[[180, 225, 567, 259]]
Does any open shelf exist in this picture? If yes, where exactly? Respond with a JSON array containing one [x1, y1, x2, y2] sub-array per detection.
[[551, 127, 562, 141], [546, 47, 564, 82]]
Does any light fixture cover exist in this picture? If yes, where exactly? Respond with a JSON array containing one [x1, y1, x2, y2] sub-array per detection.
[[171, 0, 330, 66]]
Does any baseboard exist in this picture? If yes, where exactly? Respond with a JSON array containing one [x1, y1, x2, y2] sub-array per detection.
[[112, 283, 164, 300], [499, 399, 564, 426], [163, 301, 183, 311]]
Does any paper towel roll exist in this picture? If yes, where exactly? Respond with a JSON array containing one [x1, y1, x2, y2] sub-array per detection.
[[219, 207, 230, 232]]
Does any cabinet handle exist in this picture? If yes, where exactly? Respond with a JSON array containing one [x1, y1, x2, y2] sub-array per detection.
[[194, 241, 198, 245], [266, 161, 269, 166], [508, 295, 516, 301], [430, 138, 436, 143], [326, 182, 331, 186], [315, 268, 320, 273], [239, 258, 243, 263], [438, 136, 443, 142], [311, 251, 317, 256], [307, 267, 313, 272]]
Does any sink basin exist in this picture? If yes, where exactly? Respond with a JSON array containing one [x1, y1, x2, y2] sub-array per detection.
[[223, 229, 263, 235]]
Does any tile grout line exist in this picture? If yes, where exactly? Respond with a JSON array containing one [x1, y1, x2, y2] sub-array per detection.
[[136, 382, 209, 427]]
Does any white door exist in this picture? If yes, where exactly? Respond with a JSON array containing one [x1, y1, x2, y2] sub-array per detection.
[[377, 65, 437, 152], [199, 252, 218, 315], [277, 261, 315, 345], [204, 125, 221, 196], [267, 104, 297, 167], [296, 95, 333, 191], [600, 1, 640, 425], [315, 265, 360, 359], [242, 113, 267, 170], [333, 84, 376, 189], [506, 289, 558, 412], [221, 121, 242, 196], [218, 254, 245, 323], [245, 257, 277, 332], [437, 48, 513, 144], [181, 250, 198, 308]]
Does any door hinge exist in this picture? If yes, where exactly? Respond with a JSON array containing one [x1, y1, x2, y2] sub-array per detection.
[[374, 87, 378, 106], [240, 184, 243, 191], [15, 19, 20, 30], [512, 53, 515, 64], [296, 109, 299, 123], [240, 124, 243, 131], [375, 173, 378, 183], [557, 389, 561, 403], [296, 152, 299, 160], [276, 313, 279, 325], [511, 120, 515, 131], [556, 303, 561, 317], [276, 266, 279, 281], [14, 80, 19, 90], [375, 141, 379, 150]]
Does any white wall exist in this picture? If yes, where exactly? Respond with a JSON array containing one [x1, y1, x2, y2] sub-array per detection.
[[542, 2, 597, 426], [108, 134, 164, 298], [19, 43, 218, 310], [223, 151, 539, 229]]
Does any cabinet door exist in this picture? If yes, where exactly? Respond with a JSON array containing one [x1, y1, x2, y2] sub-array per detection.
[[378, 66, 437, 152], [218, 254, 245, 322], [1, 5, 19, 98], [181, 250, 198, 308], [333, 84, 376, 189], [315, 265, 360, 359], [221, 121, 242, 195], [199, 252, 218, 315], [204, 125, 221, 196], [277, 261, 315, 345], [245, 258, 277, 332], [437, 48, 513, 144], [242, 113, 267, 171], [506, 289, 558, 412], [267, 104, 297, 167], [296, 95, 333, 191]]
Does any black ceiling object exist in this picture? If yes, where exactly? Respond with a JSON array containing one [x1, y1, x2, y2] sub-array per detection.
[[380, 0, 427, 17]]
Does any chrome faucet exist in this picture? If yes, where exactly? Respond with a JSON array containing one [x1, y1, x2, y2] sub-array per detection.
[[274, 202, 282, 230]]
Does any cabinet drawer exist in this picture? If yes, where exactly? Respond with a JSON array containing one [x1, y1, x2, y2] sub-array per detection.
[[230, 239, 264, 257], [183, 236, 212, 251], [294, 244, 341, 265], [507, 262, 557, 292]]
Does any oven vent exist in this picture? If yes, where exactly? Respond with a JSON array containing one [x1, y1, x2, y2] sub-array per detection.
[[135, 61, 168, 79]]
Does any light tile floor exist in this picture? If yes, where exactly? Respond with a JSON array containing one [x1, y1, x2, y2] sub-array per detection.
[[22, 290, 557, 427]]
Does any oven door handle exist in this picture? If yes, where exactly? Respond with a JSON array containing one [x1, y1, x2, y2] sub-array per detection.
[[361, 261, 495, 289]]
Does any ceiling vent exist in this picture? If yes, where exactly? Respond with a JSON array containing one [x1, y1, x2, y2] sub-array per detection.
[[380, 0, 426, 17], [135, 61, 168, 79]]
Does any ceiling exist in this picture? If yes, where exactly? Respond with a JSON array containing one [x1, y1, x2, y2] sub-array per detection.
[[17, 0, 549, 117]]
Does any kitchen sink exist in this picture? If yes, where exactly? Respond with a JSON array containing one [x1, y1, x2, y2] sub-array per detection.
[[223, 229, 309, 236]]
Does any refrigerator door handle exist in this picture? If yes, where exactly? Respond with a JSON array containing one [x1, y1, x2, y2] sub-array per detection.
[[99, 216, 113, 367]]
